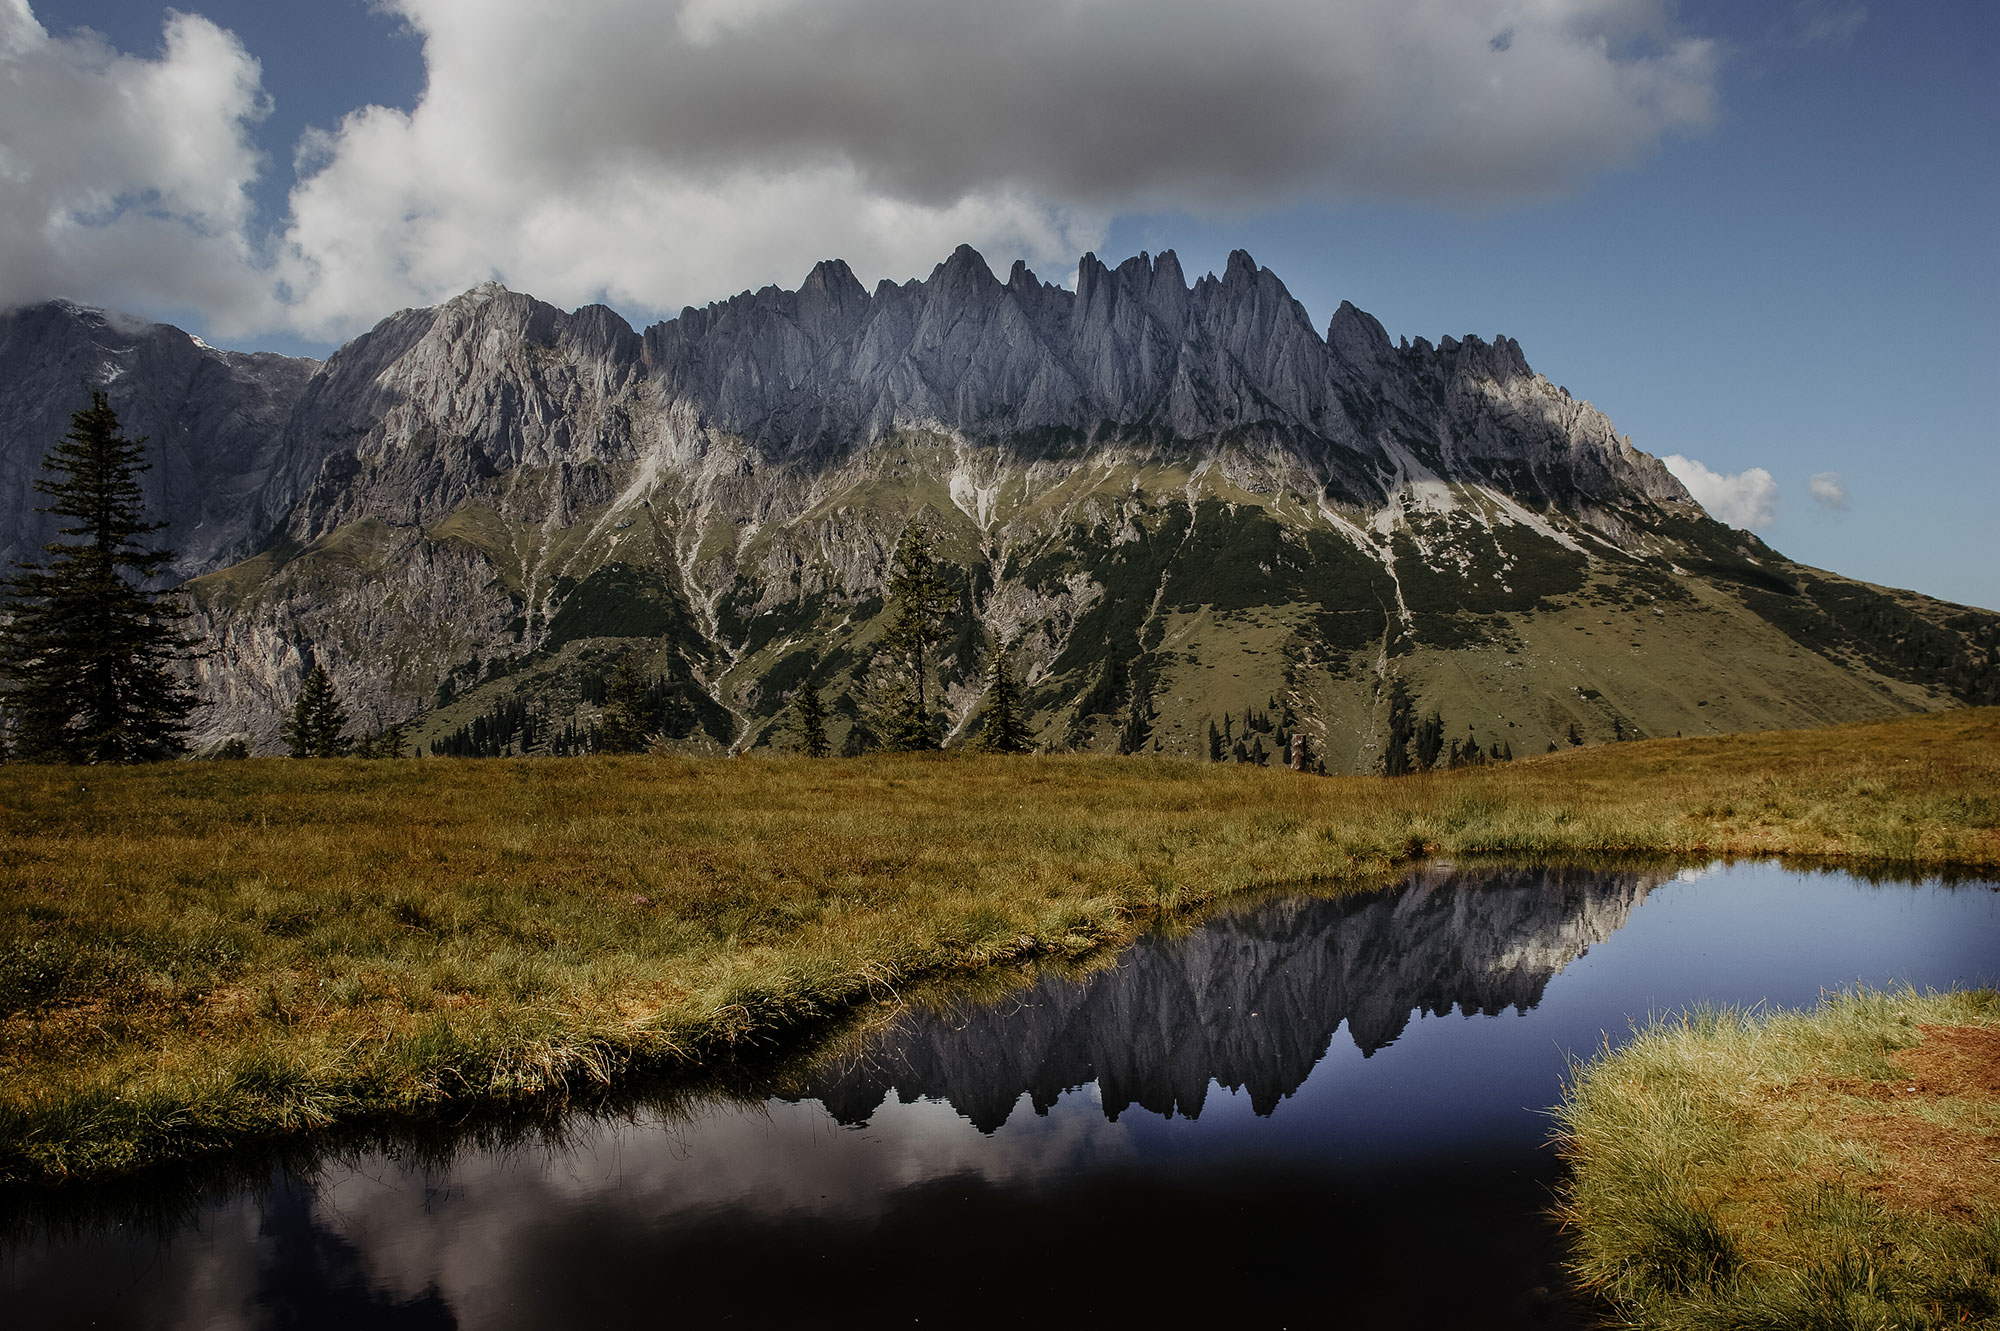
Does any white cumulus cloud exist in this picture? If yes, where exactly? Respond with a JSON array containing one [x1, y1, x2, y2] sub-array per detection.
[[2, 0, 1723, 341], [0, 0, 275, 327], [1809, 471, 1849, 511], [1663, 455, 1779, 530]]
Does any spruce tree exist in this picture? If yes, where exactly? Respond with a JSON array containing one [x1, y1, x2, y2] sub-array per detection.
[[1207, 719, 1223, 762], [0, 393, 193, 762], [284, 664, 349, 757], [875, 523, 958, 751], [1414, 709, 1445, 770], [789, 674, 831, 757], [970, 640, 1031, 753], [599, 651, 654, 753], [1382, 679, 1416, 776]]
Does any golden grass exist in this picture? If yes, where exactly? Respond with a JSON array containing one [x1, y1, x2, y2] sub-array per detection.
[[1554, 988, 2000, 1329], [2, 707, 1996, 1183]]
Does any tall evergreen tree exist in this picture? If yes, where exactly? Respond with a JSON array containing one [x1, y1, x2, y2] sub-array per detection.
[[284, 663, 350, 757], [1381, 679, 1416, 776], [598, 650, 654, 753], [788, 673, 831, 757], [0, 393, 193, 762], [970, 640, 1031, 753], [874, 523, 958, 751], [1414, 708, 1445, 770]]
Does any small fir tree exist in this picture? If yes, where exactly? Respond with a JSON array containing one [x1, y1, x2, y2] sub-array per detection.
[[0, 392, 193, 762], [874, 523, 958, 751], [860, 664, 932, 752], [357, 717, 409, 759], [284, 664, 349, 757], [1207, 719, 1223, 762], [970, 640, 1031, 753], [789, 673, 831, 757]]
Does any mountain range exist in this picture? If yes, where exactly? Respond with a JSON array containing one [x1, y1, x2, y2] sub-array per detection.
[[3, 246, 1995, 765]]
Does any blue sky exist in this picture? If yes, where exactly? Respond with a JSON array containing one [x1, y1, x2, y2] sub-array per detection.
[[12, 0, 1999, 608]]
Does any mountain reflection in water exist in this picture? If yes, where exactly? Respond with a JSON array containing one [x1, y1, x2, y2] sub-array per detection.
[[796, 864, 1657, 1129], [6, 861, 1996, 1331]]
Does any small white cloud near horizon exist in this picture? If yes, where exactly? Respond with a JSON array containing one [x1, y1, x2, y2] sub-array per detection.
[[1809, 471, 1850, 511], [0, 0, 1723, 343], [1663, 455, 1780, 530]]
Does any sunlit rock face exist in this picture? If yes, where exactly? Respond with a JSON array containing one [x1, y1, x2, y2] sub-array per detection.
[[7, 247, 1994, 760], [791, 865, 1660, 1131]]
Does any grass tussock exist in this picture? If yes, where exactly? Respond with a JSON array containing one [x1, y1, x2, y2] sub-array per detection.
[[1555, 987, 2000, 1329], [1, 707, 1997, 1184]]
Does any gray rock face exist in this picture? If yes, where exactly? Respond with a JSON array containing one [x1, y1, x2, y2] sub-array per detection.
[[252, 245, 1689, 552], [273, 284, 648, 542], [635, 245, 1683, 512], [0, 302, 319, 578]]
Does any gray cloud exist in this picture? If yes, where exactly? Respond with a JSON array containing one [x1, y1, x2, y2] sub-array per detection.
[[392, 0, 1718, 213], [1787, 1, 1867, 46], [1, 0, 1724, 339]]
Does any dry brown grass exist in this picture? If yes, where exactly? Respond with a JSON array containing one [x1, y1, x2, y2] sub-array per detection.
[[2, 707, 1996, 1183], [1556, 989, 2000, 1329]]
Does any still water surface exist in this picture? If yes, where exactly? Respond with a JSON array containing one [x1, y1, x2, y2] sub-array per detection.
[[6, 861, 1998, 1329]]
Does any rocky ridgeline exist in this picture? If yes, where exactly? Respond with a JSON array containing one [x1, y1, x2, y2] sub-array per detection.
[[3, 247, 1686, 574], [3, 247, 1993, 759]]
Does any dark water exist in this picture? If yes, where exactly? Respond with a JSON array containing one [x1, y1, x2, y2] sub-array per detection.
[[5, 861, 1997, 1330]]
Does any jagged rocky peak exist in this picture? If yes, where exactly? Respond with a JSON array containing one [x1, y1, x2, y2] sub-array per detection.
[[272, 280, 649, 540], [629, 241, 1367, 451]]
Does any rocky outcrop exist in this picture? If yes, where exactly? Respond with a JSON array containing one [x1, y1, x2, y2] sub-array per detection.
[[789, 865, 1660, 1131], [272, 284, 648, 542], [0, 301, 318, 578]]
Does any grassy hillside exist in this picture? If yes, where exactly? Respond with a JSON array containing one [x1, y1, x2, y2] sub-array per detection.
[[186, 437, 2000, 767], [2, 708, 1996, 1183]]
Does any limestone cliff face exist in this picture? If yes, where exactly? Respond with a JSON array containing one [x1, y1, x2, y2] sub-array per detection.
[[272, 284, 648, 542], [635, 246, 1679, 512], [790, 865, 1659, 1131], [0, 302, 318, 578], [6, 247, 1993, 760]]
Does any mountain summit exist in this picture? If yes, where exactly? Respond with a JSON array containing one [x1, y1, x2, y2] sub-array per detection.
[[2, 247, 1993, 764]]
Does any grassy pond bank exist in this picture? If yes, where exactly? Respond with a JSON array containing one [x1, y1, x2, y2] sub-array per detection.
[[1557, 987, 2000, 1329], [2, 707, 1996, 1186]]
